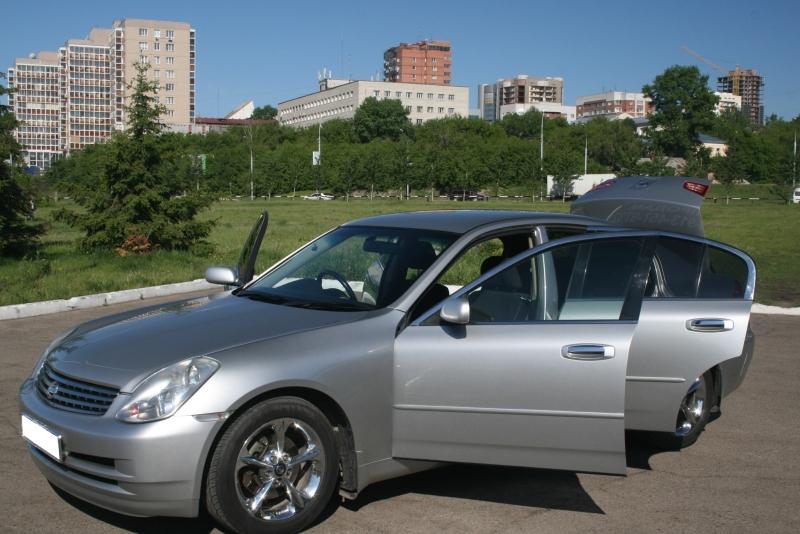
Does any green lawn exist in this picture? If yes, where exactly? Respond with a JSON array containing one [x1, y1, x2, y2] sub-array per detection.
[[1, 195, 797, 307]]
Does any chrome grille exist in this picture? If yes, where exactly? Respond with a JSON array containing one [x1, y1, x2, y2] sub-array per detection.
[[36, 363, 119, 416]]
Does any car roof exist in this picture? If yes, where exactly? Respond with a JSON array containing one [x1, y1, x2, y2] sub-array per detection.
[[342, 210, 603, 235]]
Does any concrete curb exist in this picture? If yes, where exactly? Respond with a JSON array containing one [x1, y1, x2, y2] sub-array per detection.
[[0, 280, 797, 320], [0, 279, 216, 321]]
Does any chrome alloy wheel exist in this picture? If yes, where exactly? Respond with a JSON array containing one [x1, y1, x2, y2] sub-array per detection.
[[234, 418, 325, 522], [675, 376, 707, 437]]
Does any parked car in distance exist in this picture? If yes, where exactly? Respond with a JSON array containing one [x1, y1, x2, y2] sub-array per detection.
[[302, 192, 334, 200], [20, 176, 755, 533], [448, 189, 488, 201], [792, 187, 800, 204]]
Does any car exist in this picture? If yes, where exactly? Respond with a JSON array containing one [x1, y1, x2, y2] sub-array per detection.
[[793, 187, 800, 204], [301, 192, 334, 200], [448, 189, 488, 201], [20, 176, 756, 533]]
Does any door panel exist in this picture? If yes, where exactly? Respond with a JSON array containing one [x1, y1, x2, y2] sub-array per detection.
[[625, 299, 752, 432], [393, 322, 633, 474]]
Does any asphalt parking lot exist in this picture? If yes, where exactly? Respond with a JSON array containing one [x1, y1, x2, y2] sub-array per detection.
[[2, 292, 799, 533]]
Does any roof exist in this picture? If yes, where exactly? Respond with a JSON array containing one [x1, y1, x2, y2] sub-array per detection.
[[193, 117, 275, 126], [698, 133, 726, 144], [343, 210, 599, 234]]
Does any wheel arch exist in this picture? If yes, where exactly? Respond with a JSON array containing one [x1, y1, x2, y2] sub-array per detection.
[[199, 385, 358, 509]]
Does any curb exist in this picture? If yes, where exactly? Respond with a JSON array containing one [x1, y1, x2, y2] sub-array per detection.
[[0, 279, 217, 321], [0, 281, 797, 321]]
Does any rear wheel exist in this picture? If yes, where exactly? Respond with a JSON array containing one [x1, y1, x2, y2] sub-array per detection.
[[206, 397, 338, 534], [656, 370, 715, 449]]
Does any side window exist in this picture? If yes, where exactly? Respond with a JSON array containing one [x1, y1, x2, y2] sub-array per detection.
[[646, 238, 704, 298], [646, 237, 749, 299], [698, 246, 748, 299], [467, 238, 645, 323], [438, 238, 504, 289]]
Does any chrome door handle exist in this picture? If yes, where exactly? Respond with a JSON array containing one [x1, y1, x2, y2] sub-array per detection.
[[686, 318, 734, 332], [562, 344, 615, 360]]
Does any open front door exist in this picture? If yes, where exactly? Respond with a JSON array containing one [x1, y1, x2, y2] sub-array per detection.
[[393, 235, 653, 475]]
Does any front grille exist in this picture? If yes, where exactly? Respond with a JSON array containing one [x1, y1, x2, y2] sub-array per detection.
[[36, 363, 119, 416]]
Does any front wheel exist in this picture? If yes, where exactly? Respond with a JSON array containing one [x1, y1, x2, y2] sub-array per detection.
[[205, 397, 339, 534]]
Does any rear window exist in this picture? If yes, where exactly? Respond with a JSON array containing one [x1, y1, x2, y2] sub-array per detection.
[[646, 238, 749, 299]]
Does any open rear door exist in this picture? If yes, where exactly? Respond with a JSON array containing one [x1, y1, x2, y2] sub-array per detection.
[[571, 176, 709, 237]]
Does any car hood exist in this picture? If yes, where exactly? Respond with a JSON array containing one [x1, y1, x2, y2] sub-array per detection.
[[46, 293, 367, 391]]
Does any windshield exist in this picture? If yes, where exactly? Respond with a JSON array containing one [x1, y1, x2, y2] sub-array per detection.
[[239, 226, 457, 310]]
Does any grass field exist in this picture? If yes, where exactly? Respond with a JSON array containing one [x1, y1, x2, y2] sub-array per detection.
[[1, 192, 798, 307]]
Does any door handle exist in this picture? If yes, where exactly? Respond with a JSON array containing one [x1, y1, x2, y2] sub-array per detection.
[[686, 318, 734, 332], [562, 344, 615, 360]]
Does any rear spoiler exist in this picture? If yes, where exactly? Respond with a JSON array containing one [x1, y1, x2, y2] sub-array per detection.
[[570, 176, 709, 237]]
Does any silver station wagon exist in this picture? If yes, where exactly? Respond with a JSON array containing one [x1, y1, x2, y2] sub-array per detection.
[[19, 176, 756, 533]]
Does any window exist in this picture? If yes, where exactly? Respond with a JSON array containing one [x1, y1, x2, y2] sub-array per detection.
[[139, 42, 148, 51], [166, 70, 175, 78], [154, 30, 161, 38], [645, 238, 748, 299], [166, 56, 174, 65], [438, 107, 444, 113], [166, 96, 174, 104], [416, 92, 423, 98], [416, 118, 423, 124], [427, 93, 433, 99], [464, 238, 645, 323], [416, 106, 423, 112], [154, 56, 160, 64], [447, 107, 454, 114], [438, 93, 444, 99], [373, 90, 380, 97], [153, 42, 160, 51], [384, 90, 390, 97], [139, 28, 148, 37], [153, 69, 160, 77], [427, 106, 434, 113], [395, 91, 402, 97], [166, 30, 174, 38], [448, 94, 455, 101], [406, 91, 412, 98], [166, 43, 174, 51], [165, 83, 175, 91]]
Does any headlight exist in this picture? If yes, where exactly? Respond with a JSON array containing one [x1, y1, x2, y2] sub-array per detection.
[[31, 327, 77, 378], [116, 357, 219, 423]]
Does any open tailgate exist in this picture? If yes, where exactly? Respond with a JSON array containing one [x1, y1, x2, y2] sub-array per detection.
[[570, 176, 709, 237]]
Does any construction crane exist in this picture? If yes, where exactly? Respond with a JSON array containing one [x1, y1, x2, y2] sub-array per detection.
[[681, 46, 724, 72]]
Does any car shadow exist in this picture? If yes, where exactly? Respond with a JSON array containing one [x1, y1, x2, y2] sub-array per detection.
[[50, 433, 676, 532]]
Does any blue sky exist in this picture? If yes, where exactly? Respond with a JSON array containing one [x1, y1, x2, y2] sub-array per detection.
[[2, 0, 798, 119]]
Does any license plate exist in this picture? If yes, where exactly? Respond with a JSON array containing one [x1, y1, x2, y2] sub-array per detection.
[[21, 415, 62, 462]]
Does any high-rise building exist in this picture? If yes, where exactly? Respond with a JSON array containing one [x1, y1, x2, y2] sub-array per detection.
[[278, 78, 469, 127], [479, 75, 572, 122], [575, 91, 652, 122], [6, 18, 195, 170], [383, 40, 452, 86], [6, 52, 61, 170], [717, 67, 764, 126]]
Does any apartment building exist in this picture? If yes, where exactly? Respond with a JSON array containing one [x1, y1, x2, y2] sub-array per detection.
[[575, 91, 652, 121], [714, 91, 742, 115], [479, 75, 573, 122], [278, 78, 469, 128], [6, 52, 61, 170], [383, 40, 452, 86], [717, 67, 764, 125], [6, 18, 194, 169]]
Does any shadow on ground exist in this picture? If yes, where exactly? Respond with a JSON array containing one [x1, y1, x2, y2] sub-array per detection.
[[50, 432, 676, 532]]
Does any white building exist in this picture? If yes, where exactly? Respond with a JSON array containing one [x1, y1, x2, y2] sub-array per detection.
[[714, 92, 742, 115], [278, 78, 469, 128], [575, 91, 652, 122], [498, 101, 576, 123]]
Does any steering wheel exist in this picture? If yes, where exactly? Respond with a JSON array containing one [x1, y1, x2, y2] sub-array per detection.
[[316, 269, 358, 302]]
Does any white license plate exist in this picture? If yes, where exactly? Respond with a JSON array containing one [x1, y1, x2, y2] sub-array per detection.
[[21, 414, 62, 462]]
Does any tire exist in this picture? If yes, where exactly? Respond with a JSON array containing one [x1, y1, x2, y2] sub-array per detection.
[[654, 370, 715, 449], [205, 397, 339, 534]]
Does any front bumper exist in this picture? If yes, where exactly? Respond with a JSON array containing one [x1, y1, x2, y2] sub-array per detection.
[[19, 378, 225, 518]]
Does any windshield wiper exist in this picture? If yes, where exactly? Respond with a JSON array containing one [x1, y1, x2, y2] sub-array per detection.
[[237, 290, 369, 311], [235, 290, 293, 304]]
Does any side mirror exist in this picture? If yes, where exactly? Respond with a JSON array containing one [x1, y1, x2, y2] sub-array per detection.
[[439, 295, 470, 325], [205, 266, 238, 286]]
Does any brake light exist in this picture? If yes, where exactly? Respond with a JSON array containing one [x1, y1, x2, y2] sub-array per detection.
[[683, 181, 709, 196], [589, 179, 616, 193]]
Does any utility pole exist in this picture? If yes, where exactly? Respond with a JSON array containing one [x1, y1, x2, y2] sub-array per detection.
[[537, 112, 544, 203], [584, 136, 588, 176], [793, 130, 797, 193]]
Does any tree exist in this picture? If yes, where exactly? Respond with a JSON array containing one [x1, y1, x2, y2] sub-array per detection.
[[251, 105, 277, 120], [55, 61, 214, 254], [0, 73, 44, 257], [352, 97, 410, 142], [643, 65, 719, 158]]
